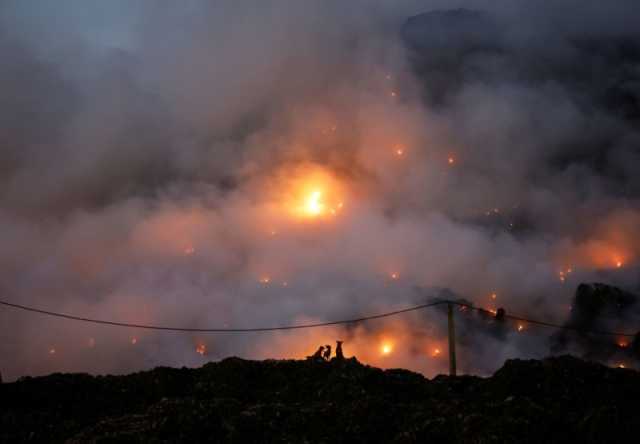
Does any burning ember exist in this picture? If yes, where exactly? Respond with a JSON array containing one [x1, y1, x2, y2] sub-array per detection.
[[618, 341, 628, 348], [448, 156, 455, 165], [490, 292, 497, 300], [259, 276, 271, 284], [390, 272, 400, 280], [431, 348, 441, 357], [380, 341, 393, 356], [517, 324, 524, 332], [196, 344, 206, 355]]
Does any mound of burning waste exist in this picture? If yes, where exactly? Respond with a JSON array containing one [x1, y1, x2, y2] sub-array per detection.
[[1, 355, 639, 443]]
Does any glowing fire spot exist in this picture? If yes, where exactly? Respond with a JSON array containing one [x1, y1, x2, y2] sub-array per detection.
[[131, 337, 137, 345], [618, 363, 626, 369], [390, 272, 400, 280], [390, 91, 397, 97], [259, 276, 271, 285], [431, 348, 441, 357], [380, 342, 393, 356], [618, 341, 628, 348], [196, 344, 206, 355], [517, 324, 524, 332], [184, 246, 195, 256], [616, 260, 623, 268], [490, 292, 497, 300], [448, 156, 455, 165], [488, 308, 497, 316], [304, 190, 324, 216]]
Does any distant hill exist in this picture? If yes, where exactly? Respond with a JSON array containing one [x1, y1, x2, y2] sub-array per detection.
[[1, 355, 638, 443]]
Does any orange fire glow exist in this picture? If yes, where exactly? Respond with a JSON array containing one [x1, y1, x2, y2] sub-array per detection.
[[274, 164, 345, 221], [431, 347, 441, 357], [380, 341, 393, 356], [196, 344, 206, 355]]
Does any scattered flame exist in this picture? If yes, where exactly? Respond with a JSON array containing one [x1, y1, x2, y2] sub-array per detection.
[[304, 190, 324, 216], [394, 144, 405, 157], [616, 260, 623, 268], [380, 341, 393, 356], [618, 341, 628, 348], [488, 308, 498, 316], [259, 276, 271, 285], [196, 344, 206, 355]]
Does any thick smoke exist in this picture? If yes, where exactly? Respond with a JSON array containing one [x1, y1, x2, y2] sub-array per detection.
[[1, 0, 640, 380]]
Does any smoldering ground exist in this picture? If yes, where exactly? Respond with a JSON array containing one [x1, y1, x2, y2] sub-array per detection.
[[1, 0, 640, 380]]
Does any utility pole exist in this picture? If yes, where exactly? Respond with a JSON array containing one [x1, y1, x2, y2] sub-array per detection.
[[448, 303, 457, 376]]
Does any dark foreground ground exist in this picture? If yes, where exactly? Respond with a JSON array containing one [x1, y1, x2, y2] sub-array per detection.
[[1, 356, 639, 443]]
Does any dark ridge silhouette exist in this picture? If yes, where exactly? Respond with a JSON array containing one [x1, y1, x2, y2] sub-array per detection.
[[1, 355, 639, 443]]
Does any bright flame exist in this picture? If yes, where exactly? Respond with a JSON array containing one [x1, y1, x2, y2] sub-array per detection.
[[304, 190, 324, 216], [380, 342, 393, 356], [431, 348, 441, 357], [490, 292, 497, 300], [390, 272, 400, 280], [616, 260, 623, 268], [259, 276, 271, 284], [448, 156, 455, 165], [517, 324, 524, 332], [196, 344, 206, 355], [618, 341, 628, 348]]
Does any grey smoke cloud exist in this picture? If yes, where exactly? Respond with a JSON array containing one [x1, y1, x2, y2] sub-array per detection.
[[1, 0, 640, 380]]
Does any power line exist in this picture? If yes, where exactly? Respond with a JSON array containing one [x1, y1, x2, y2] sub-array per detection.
[[0, 298, 637, 337]]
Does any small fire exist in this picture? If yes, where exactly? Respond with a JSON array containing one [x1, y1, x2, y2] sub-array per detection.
[[259, 276, 271, 285], [390, 91, 397, 97], [488, 308, 497, 316], [196, 344, 206, 355], [616, 260, 623, 268], [394, 144, 405, 157], [431, 348, 441, 357], [390, 272, 400, 280], [131, 337, 137, 345], [618, 363, 626, 369], [517, 324, 524, 332], [380, 342, 393, 356], [184, 246, 195, 255], [490, 292, 497, 300], [448, 156, 455, 165], [618, 341, 628, 348]]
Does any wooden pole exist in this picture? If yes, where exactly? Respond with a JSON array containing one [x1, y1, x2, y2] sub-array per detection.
[[448, 303, 457, 376]]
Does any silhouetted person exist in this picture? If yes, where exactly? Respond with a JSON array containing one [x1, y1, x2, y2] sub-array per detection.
[[323, 345, 332, 361], [335, 341, 344, 360], [308, 346, 325, 361]]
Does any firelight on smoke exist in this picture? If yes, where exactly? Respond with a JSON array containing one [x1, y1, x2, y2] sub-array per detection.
[[380, 341, 393, 356]]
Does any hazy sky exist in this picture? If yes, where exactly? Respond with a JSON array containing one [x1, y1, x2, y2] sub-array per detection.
[[1, 0, 639, 380]]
